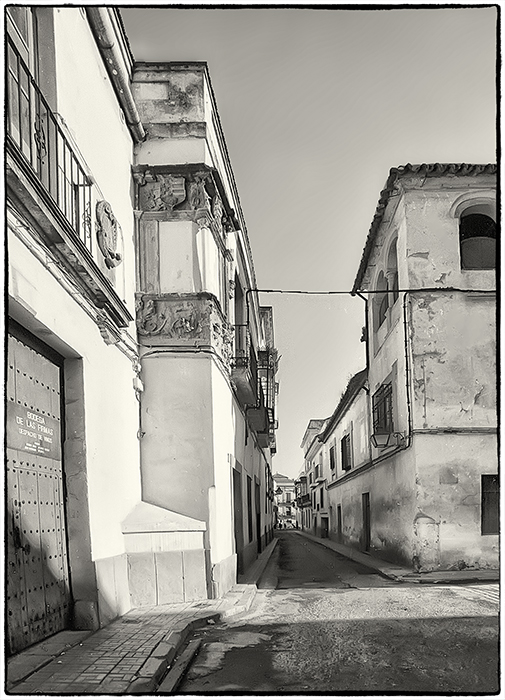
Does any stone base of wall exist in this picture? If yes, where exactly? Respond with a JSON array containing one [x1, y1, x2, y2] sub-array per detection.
[[95, 553, 131, 626], [122, 501, 208, 606], [211, 553, 236, 598], [127, 549, 207, 606]]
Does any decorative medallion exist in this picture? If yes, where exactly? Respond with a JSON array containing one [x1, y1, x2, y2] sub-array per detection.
[[96, 200, 122, 269]]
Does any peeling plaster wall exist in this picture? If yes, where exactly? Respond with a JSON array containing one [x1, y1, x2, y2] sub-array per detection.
[[327, 450, 417, 566], [414, 433, 498, 570], [357, 171, 497, 572], [410, 293, 496, 429]]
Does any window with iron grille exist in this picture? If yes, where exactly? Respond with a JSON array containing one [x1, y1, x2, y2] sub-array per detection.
[[341, 434, 352, 471], [329, 444, 336, 473], [372, 383, 394, 435], [481, 475, 499, 535]]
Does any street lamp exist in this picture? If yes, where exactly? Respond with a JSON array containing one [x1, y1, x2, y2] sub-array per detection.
[[370, 432, 406, 449]]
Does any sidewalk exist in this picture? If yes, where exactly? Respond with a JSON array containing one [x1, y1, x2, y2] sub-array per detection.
[[293, 530, 499, 584], [7, 538, 278, 696]]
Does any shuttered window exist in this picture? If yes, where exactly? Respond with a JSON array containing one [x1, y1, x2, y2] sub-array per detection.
[[481, 475, 499, 535], [341, 434, 352, 471], [329, 444, 336, 474]]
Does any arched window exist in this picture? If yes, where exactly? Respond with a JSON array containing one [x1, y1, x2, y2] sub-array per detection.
[[387, 239, 399, 303], [374, 271, 388, 331], [459, 205, 496, 270]]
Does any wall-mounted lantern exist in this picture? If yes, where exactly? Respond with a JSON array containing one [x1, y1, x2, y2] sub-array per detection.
[[370, 432, 406, 449]]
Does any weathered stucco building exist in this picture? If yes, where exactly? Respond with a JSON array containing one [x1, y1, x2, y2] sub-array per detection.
[[298, 164, 497, 573], [6, 6, 277, 656]]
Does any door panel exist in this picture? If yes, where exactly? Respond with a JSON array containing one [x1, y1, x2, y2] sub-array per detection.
[[6, 332, 70, 654]]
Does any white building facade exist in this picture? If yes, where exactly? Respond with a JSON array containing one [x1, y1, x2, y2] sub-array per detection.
[[6, 6, 277, 655]]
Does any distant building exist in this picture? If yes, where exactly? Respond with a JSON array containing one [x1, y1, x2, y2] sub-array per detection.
[[300, 164, 497, 573], [273, 473, 297, 528], [296, 420, 327, 534], [6, 6, 278, 655]]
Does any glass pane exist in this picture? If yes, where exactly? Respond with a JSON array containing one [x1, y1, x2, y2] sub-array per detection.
[[7, 7, 29, 45], [7, 73, 20, 142]]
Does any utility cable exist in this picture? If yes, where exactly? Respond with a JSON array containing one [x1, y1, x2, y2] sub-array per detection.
[[249, 287, 496, 296]]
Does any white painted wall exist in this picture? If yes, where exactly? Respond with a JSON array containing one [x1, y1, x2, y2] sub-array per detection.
[[8, 227, 142, 562]]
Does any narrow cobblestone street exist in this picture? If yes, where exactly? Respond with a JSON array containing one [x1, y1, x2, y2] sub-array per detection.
[[179, 531, 500, 694]]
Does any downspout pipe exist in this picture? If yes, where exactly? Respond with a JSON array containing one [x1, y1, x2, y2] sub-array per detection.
[[351, 290, 374, 467], [86, 7, 145, 143]]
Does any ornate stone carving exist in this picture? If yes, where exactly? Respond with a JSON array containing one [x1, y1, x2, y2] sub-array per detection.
[[140, 173, 186, 211], [188, 174, 211, 211], [136, 296, 167, 336], [171, 303, 200, 338], [210, 317, 234, 368], [228, 279, 236, 299], [96, 311, 121, 345], [135, 293, 233, 368], [212, 193, 224, 237], [96, 200, 122, 269]]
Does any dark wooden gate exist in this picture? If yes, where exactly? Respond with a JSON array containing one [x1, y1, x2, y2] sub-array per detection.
[[362, 492, 371, 552], [255, 479, 261, 553], [232, 468, 244, 575], [6, 327, 71, 654]]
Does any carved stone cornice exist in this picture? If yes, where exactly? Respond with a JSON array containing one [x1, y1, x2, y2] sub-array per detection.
[[135, 291, 233, 368], [133, 164, 238, 245]]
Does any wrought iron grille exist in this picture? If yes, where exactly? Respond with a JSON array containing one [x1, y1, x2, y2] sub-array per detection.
[[372, 382, 394, 434], [7, 37, 92, 252]]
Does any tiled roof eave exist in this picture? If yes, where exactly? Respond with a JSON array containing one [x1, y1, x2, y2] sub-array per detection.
[[351, 163, 497, 294]]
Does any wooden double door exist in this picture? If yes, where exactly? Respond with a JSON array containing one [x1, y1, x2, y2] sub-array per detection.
[[6, 326, 71, 654]]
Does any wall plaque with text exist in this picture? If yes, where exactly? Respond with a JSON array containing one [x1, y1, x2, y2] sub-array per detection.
[[7, 402, 61, 460]]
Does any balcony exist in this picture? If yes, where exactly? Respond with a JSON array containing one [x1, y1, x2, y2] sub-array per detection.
[[248, 383, 268, 441], [231, 324, 258, 405], [6, 36, 132, 328], [7, 37, 92, 251], [296, 493, 312, 508]]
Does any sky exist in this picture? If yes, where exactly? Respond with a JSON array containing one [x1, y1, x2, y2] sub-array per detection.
[[121, 3, 497, 478]]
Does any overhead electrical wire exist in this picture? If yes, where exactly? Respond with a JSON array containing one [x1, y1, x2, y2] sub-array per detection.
[[248, 287, 496, 296]]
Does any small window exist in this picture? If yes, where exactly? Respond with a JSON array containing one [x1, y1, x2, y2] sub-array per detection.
[[329, 444, 336, 473], [374, 271, 389, 331], [481, 475, 499, 535], [387, 239, 399, 303], [320, 488, 324, 508], [372, 383, 394, 435], [341, 434, 352, 471], [314, 464, 319, 480], [460, 211, 496, 270]]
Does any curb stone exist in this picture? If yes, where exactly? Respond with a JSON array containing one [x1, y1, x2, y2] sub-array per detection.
[[7, 538, 279, 695], [125, 612, 221, 694]]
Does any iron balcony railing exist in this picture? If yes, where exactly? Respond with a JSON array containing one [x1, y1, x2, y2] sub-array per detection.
[[7, 36, 92, 251]]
